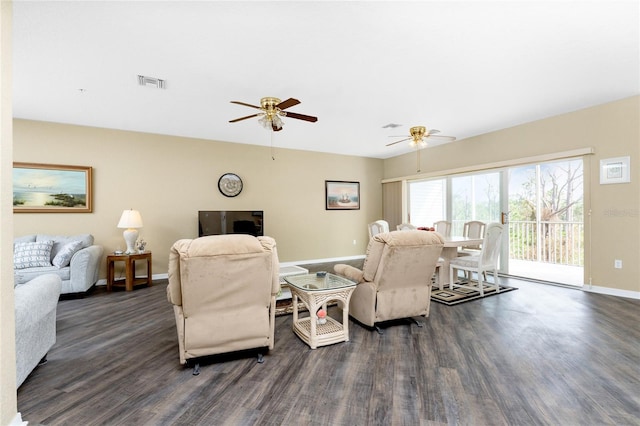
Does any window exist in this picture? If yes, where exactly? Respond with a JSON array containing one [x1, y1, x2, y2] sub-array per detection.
[[407, 178, 446, 227], [451, 172, 501, 235]]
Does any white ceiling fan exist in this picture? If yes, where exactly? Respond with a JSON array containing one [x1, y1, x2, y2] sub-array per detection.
[[386, 126, 456, 148], [387, 126, 456, 172]]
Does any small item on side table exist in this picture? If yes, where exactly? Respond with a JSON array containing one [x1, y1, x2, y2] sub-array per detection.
[[317, 309, 327, 325], [136, 238, 147, 253], [316, 271, 327, 277]]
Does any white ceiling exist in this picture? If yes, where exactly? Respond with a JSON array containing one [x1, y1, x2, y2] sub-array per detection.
[[12, 1, 640, 159]]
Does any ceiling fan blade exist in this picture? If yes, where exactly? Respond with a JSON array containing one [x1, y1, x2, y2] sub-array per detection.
[[229, 113, 260, 123], [284, 111, 318, 122], [427, 129, 441, 135], [230, 101, 262, 110], [276, 98, 301, 110], [386, 139, 411, 147], [428, 135, 456, 142]]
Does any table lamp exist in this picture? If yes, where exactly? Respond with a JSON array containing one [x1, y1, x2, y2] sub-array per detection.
[[117, 209, 143, 254]]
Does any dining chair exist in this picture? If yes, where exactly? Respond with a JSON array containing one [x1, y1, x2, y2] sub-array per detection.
[[433, 220, 451, 237], [368, 220, 390, 239], [396, 223, 417, 231], [459, 220, 486, 254], [449, 223, 504, 296]]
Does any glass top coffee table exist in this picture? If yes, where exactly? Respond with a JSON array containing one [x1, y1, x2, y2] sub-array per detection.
[[284, 273, 357, 349]]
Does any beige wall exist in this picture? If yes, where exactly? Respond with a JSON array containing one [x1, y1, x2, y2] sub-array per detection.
[[1, 1, 17, 423], [13, 120, 383, 279], [383, 96, 640, 294]]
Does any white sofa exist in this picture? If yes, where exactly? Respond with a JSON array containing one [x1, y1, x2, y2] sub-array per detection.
[[14, 233, 103, 294], [15, 274, 61, 388]]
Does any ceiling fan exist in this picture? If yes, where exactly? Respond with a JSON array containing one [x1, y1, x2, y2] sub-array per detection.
[[386, 126, 456, 173], [229, 97, 318, 132], [386, 126, 456, 148]]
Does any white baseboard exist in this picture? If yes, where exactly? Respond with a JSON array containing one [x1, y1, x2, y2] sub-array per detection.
[[279, 255, 365, 268], [10, 412, 27, 426], [96, 273, 168, 287], [582, 285, 640, 300]]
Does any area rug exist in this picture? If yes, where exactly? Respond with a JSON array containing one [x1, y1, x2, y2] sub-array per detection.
[[431, 281, 517, 306]]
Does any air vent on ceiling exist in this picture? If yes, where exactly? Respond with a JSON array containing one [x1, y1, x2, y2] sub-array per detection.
[[382, 123, 402, 129], [137, 75, 166, 89]]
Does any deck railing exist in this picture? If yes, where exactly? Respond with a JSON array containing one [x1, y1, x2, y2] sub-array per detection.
[[508, 221, 584, 266], [451, 220, 584, 266]]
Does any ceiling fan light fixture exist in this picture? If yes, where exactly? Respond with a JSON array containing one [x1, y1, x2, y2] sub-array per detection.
[[258, 114, 269, 128], [272, 114, 283, 129]]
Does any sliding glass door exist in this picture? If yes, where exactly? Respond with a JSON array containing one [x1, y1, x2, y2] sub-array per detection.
[[406, 157, 585, 285], [507, 159, 584, 285], [450, 172, 501, 236]]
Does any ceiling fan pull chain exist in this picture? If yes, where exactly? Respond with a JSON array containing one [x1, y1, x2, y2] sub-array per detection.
[[417, 147, 421, 173], [271, 129, 276, 160]]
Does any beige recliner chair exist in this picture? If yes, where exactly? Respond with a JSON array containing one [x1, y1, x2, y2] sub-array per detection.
[[167, 234, 279, 373], [334, 230, 444, 333]]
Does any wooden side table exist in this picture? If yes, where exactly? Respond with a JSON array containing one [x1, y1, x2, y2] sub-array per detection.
[[106, 251, 152, 291]]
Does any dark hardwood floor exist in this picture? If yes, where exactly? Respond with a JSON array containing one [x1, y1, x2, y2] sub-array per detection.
[[17, 274, 640, 425]]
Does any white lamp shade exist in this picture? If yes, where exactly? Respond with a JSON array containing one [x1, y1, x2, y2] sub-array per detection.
[[117, 210, 143, 254], [117, 209, 143, 229]]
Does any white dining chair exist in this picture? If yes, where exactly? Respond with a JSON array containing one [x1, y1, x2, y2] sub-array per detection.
[[458, 220, 488, 280], [396, 223, 417, 231], [368, 220, 389, 239], [449, 223, 504, 296], [433, 220, 451, 237], [459, 221, 486, 254]]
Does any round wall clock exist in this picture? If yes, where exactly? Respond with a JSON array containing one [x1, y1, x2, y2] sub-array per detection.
[[218, 173, 243, 197]]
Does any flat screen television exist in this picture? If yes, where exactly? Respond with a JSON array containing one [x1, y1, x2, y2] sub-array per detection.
[[198, 211, 263, 237]]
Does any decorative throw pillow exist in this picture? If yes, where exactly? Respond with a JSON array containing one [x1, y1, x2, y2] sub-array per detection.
[[52, 240, 84, 268], [14, 240, 54, 269]]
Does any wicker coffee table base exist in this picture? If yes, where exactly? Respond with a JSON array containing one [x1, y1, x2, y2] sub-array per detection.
[[289, 286, 355, 349]]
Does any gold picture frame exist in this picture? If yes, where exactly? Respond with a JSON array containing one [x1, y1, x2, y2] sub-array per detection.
[[13, 162, 93, 213]]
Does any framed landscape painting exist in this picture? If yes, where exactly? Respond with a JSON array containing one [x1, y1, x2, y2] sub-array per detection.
[[13, 162, 93, 213], [325, 180, 360, 210]]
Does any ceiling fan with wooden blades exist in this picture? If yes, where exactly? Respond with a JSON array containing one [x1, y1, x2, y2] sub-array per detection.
[[229, 97, 318, 132], [386, 126, 456, 148], [386, 126, 456, 173]]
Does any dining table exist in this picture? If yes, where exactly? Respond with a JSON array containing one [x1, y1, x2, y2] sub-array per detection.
[[437, 236, 484, 288]]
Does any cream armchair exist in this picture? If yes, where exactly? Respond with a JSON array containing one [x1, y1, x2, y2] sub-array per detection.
[[334, 230, 444, 333], [167, 234, 279, 373]]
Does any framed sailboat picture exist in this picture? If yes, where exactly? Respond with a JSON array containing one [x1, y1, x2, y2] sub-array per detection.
[[325, 180, 360, 210]]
